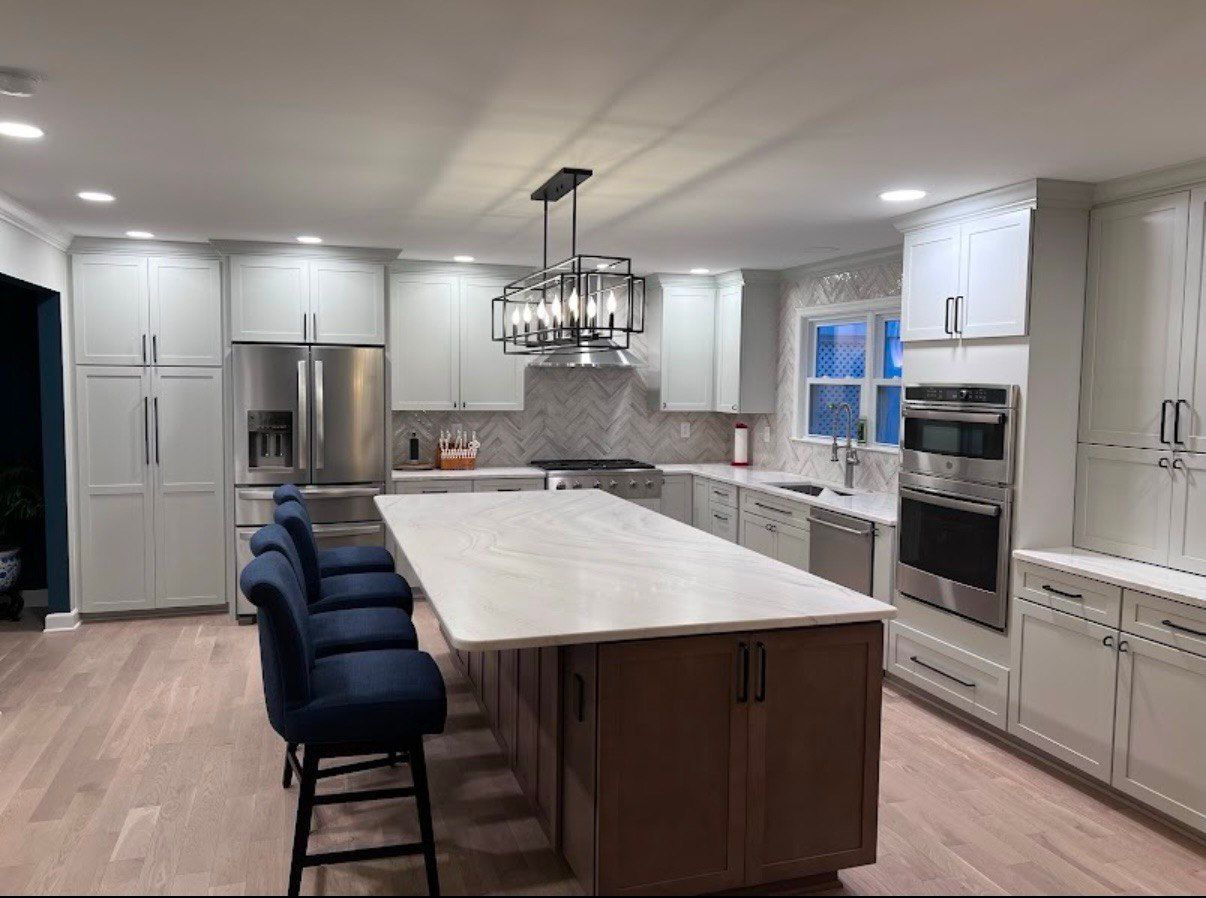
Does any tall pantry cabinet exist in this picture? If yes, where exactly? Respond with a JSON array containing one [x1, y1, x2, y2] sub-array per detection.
[[72, 248, 227, 613]]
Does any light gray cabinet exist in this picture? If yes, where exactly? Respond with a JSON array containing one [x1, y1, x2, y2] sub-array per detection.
[[1074, 445, 1173, 565], [659, 473, 692, 524], [738, 510, 810, 573], [711, 271, 778, 413], [656, 280, 716, 411]]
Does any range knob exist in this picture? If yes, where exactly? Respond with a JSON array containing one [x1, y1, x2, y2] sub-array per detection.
[[593, 480, 602, 488], [554, 482, 567, 490], [645, 480, 654, 488], [628, 479, 637, 489], [608, 479, 618, 489], [571, 482, 582, 489]]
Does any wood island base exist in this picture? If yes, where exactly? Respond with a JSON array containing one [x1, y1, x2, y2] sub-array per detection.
[[449, 621, 883, 896]]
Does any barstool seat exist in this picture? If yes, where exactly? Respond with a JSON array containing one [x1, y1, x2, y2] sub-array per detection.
[[310, 607, 418, 659], [316, 571, 414, 615], [273, 484, 396, 576]]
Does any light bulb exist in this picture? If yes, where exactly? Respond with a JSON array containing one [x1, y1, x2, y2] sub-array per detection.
[[587, 297, 598, 319], [537, 299, 549, 322], [552, 298, 563, 321], [511, 307, 521, 326], [522, 304, 533, 324], [605, 289, 618, 314], [568, 289, 579, 315]]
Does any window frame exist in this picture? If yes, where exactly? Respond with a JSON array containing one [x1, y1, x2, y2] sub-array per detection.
[[793, 296, 902, 453]]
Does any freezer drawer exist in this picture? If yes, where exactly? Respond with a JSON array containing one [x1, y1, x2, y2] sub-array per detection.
[[235, 520, 387, 615], [235, 483, 385, 526]]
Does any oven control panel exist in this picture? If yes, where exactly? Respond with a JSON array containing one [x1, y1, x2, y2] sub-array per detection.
[[904, 384, 1014, 406]]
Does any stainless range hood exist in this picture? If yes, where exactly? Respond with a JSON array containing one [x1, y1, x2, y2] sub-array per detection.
[[528, 339, 645, 369]]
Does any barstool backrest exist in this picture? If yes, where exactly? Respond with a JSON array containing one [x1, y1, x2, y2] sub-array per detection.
[[249, 523, 310, 602], [274, 501, 322, 600], [239, 552, 315, 734], [273, 483, 306, 508]]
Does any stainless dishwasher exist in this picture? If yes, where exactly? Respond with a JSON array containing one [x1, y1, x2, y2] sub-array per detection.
[[808, 508, 875, 595]]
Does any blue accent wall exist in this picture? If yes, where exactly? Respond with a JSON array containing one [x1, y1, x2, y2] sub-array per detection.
[[38, 293, 70, 613]]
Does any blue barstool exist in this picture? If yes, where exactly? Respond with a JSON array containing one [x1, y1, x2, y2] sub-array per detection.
[[274, 503, 413, 615], [240, 552, 445, 896], [273, 484, 395, 576]]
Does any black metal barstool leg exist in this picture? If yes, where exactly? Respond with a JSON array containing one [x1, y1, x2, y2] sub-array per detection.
[[409, 739, 440, 896], [282, 742, 297, 788], [288, 745, 319, 896]]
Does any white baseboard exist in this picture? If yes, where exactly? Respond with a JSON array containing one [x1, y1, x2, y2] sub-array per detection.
[[43, 609, 80, 633]]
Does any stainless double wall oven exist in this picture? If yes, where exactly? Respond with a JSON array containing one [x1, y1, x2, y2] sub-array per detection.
[[896, 384, 1017, 630]]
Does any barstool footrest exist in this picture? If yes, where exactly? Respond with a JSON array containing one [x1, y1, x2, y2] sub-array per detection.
[[303, 841, 426, 867], [313, 786, 416, 805]]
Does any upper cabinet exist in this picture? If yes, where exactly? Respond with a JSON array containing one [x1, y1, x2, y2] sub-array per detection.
[[389, 269, 525, 411], [651, 271, 778, 413], [1177, 186, 1206, 454], [230, 254, 385, 345], [900, 208, 1032, 342], [73, 253, 221, 367], [1079, 193, 1190, 449]]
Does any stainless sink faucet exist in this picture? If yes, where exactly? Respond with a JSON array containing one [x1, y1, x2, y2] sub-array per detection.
[[830, 402, 861, 489]]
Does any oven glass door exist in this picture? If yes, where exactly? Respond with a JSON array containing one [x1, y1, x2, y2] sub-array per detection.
[[898, 487, 1002, 593], [902, 411, 1006, 462]]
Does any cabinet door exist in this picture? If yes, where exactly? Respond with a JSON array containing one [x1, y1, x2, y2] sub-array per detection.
[[310, 260, 384, 346], [1177, 187, 1206, 453], [76, 367, 155, 612], [1008, 599, 1118, 781], [1112, 634, 1206, 833], [1169, 451, 1206, 575], [72, 254, 150, 365], [1074, 445, 1173, 565], [745, 625, 881, 885], [709, 505, 737, 542], [738, 512, 777, 557], [152, 368, 226, 608], [1080, 193, 1189, 448], [229, 255, 309, 343], [460, 276, 524, 410], [389, 274, 460, 410], [692, 478, 711, 529], [659, 474, 692, 524], [901, 224, 960, 342], [773, 520, 810, 573], [149, 257, 222, 366], [957, 209, 1032, 339], [596, 635, 748, 895], [714, 283, 743, 412], [660, 285, 716, 411]]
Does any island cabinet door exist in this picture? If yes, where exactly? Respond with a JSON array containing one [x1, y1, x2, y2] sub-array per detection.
[[743, 623, 882, 886], [595, 635, 750, 895]]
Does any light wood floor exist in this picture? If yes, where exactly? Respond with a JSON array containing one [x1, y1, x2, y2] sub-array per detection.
[[0, 604, 1201, 896]]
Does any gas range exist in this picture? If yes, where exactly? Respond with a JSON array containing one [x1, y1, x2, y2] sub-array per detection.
[[530, 458, 664, 501]]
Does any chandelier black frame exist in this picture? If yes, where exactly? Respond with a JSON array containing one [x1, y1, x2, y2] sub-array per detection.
[[491, 167, 645, 356]]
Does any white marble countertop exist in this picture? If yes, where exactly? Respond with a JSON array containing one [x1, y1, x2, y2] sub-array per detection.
[[377, 490, 895, 650], [659, 463, 898, 526], [1013, 547, 1206, 610], [392, 465, 544, 481]]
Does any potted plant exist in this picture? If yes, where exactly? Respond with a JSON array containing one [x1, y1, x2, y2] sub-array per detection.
[[0, 466, 43, 595]]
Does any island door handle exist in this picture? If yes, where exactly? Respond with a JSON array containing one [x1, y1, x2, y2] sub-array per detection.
[[754, 641, 767, 702], [1162, 619, 1206, 638], [573, 673, 586, 723], [736, 642, 750, 703]]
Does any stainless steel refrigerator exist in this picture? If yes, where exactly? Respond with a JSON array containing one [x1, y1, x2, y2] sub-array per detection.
[[232, 344, 387, 616]]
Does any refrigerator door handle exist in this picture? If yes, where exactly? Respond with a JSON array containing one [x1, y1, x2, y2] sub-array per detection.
[[314, 359, 325, 470], [297, 359, 310, 473]]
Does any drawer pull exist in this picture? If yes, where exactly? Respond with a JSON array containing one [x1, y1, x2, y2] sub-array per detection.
[[713, 512, 730, 522], [910, 655, 976, 689], [754, 501, 791, 516], [1161, 618, 1206, 638], [1042, 584, 1084, 600], [713, 489, 730, 498]]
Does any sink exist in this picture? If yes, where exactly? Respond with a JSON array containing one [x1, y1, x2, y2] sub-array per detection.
[[769, 482, 851, 497]]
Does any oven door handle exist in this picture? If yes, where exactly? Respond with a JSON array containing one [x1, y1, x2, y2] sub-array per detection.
[[903, 408, 1004, 424], [900, 486, 1001, 517]]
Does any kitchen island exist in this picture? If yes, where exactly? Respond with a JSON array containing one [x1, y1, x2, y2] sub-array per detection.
[[376, 489, 896, 895]]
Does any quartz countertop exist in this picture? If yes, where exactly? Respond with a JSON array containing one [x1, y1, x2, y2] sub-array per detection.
[[391, 465, 544, 481], [376, 490, 895, 650], [1013, 546, 1206, 611], [659, 463, 898, 526]]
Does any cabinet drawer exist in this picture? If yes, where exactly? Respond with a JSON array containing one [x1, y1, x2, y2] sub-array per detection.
[[740, 490, 808, 527], [393, 479, 474, 495], [709, 505, 738, 542], [706, 481, 737, 509], [1014, 561, 1122, 627], [888, 621, 1009, 729], [1121, 590, 1206, 656], [472, 477, 545, 493]]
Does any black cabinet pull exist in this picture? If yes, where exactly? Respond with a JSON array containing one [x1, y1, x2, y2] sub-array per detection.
[[1160, 399, 1174, 445], [141, 333, 147, 364], [152, 334, 158, 364], [1118, 640, 1130, 654], [1162, 618, 1206, 638], [153, 396, 160, 465], [736, 642, 750, 703], [753, 501, 790, 517], [943, 297, 953, 335], [1102, 635, 1114, 648], [754, 641, 767, 703], [142, 396, 150, 465], [910, 655, 975, 688], [1042, 584, 1083, 600], [1174, 399, 1190, 446], [573, 673, 586, 723]]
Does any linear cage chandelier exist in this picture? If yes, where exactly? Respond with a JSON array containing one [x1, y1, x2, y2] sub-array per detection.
[[492, 167, 645, 358]]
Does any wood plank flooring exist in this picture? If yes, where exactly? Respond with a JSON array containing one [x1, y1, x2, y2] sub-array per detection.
[[0, 604, 1201, 895]]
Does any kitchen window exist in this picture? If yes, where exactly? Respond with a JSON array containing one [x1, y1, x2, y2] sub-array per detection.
[[795, 299, 902, 448]]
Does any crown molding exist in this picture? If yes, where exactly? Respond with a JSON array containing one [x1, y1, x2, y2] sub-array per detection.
[[209, 239, 401, 264], [390, 258, 534, 279], [781, 245, 902, 281], [69, 236, 218, 257], [892, 178, 1093, 233], [0, 190, 71, 251], [1093, 156, 1206, 205]]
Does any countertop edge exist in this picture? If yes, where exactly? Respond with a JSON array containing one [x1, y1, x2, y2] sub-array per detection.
[[1013, 547, 1206, 610]]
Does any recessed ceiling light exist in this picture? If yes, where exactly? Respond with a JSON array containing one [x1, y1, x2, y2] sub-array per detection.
[[296, 235, 323, 244], [690, 267, 710, 275], [453, 254, 475, 263], [126, 230, 154, 239], [0, 69, 40, 98], [879, 188, 927, 203], [0, 121, 44, 139], [77, 190, 115, 203]]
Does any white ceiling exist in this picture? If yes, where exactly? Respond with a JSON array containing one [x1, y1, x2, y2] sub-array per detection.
[[3, 0, 1206, 272]]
